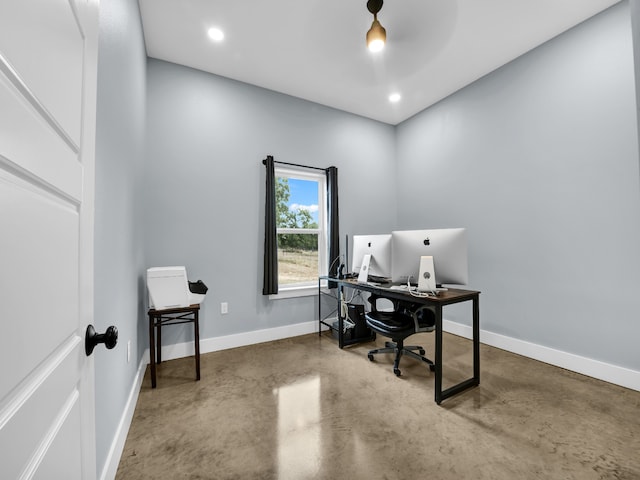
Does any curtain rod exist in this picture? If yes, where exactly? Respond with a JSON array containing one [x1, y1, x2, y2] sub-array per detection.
[[262, 155, 328, 172]]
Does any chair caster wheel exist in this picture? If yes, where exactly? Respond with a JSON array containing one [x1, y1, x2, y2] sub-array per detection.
[[368, 354, 374, 362], [394, 368, 401, 377], [429, 364, 436, 372], [419, 349, 425, 355]]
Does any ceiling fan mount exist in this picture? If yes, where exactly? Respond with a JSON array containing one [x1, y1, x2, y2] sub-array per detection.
[[367, 0, 384, 16]]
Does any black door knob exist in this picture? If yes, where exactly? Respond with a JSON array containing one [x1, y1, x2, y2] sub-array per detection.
[[85, 324, 118, 356]]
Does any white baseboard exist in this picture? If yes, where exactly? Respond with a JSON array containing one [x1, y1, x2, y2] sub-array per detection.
[[99, 355, 147, 480], [443, 319, 640, 392], [146, 318, 640, 392], [142, 320, 322, 363]]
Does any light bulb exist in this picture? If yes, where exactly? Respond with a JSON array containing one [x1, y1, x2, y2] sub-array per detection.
[[368, 39, 384, 52], [366, 18, 386, 52], [207, 27, 224, 42]]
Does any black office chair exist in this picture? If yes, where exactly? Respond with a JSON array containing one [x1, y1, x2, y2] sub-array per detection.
[[365, 294, 436, 377]]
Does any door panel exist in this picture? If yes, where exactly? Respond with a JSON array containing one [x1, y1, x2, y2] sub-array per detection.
[[0, 70, 82, 199], [0, 0, 83, 144], [32, 393, 84, 480], [0, 0, 99, 478], [0, 340, 82, 479], [0, 174, 79, 395]]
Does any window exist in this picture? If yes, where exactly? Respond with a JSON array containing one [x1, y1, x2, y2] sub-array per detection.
[[275, 166, 327, 292]]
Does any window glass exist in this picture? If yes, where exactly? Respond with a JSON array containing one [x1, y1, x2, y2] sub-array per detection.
[[277, 234, 319, 285], [275, 168, 326, 289]]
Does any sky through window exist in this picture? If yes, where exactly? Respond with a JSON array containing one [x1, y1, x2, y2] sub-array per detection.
[[288, 178, 319, 223]]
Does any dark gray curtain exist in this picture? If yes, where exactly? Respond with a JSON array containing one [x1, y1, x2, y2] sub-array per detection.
[[262, 156, 278, 295], [327, 166, 340, 285]]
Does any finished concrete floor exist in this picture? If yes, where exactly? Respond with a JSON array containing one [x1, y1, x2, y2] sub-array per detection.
[[117, 331, 640, 479]]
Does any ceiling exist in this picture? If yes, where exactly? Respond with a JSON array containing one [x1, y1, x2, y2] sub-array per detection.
[[138, 0, 621, 125]]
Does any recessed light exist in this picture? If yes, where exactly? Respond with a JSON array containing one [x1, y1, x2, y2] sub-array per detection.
[[207, 27, 224, 42], [389, 93, 401, 103]]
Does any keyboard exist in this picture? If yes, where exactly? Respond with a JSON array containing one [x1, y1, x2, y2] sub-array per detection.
[[367, 275, 391, 284], [342, 273, 390, 284]]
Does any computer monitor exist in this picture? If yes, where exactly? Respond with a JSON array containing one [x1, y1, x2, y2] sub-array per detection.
[[351, 234, 392, 279], [391, 228, 468, 285]]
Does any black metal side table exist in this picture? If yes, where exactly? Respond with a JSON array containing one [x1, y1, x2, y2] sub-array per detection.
[[147, 304, 200, 388]]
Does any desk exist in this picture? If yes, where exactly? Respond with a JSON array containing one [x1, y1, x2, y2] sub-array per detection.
[[148, 304, 200, 388], [319, 278, 480, 404]]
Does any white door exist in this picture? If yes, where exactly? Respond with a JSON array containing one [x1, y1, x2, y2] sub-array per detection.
[[0, 0, 100, 478]]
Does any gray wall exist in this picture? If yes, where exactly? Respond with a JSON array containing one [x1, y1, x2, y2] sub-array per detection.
[[94, 0, 146, 475], [396, 2, 640, 370], [145, 59, 397, 345], [632, 0, 640, 152]]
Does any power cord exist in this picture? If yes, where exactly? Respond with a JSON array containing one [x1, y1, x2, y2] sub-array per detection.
[[337, 292, 356, 332], [406, 275, 434, 298], [340, 292, 348, 318], [329, 254, 344, 278]]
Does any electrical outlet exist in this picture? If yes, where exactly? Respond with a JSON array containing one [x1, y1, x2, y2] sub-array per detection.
[[221, 302, 228, 314], [127, 340, 131, 363]]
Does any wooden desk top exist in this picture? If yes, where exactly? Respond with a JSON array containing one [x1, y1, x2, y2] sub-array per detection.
[[325, 277, 480, 305]]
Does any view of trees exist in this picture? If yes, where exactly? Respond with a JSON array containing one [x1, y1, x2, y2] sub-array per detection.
[[276, 177, 318, 250]]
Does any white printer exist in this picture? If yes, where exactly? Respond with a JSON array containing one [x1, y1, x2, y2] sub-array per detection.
[[147, 266, 207, 311]]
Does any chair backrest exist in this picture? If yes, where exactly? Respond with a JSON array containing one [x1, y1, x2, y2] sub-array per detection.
[[409, 305, 436, 333], [367, 294, 396, 312], [367, 294, 435, 333]]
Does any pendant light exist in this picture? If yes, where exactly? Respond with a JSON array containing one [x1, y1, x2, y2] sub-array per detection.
[[366, 0, 386, 52]]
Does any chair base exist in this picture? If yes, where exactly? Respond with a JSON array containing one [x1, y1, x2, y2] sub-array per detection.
[[368, 341, 435, 377]]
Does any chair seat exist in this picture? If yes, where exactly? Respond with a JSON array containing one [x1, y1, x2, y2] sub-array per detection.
[[365, 305, 435, 337], [365, 311, 414, 338]]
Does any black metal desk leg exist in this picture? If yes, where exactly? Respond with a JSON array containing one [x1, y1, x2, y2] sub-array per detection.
[[318, 277, 322, 336], [436, 294, 480, 404], [194, 309, 201, 381], [338, 284, 344, 349], [149, 313, 157, 389], [157, 317, 162, 364], [434, 304, 443, 405], [473, 296, 480, 383]]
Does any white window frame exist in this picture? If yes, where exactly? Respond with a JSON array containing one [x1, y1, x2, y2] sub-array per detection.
[[273, 166, 327, 298]]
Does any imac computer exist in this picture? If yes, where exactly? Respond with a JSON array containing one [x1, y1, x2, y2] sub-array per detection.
[[391, 228, 468, 285], [350, 234, 392, 280]]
